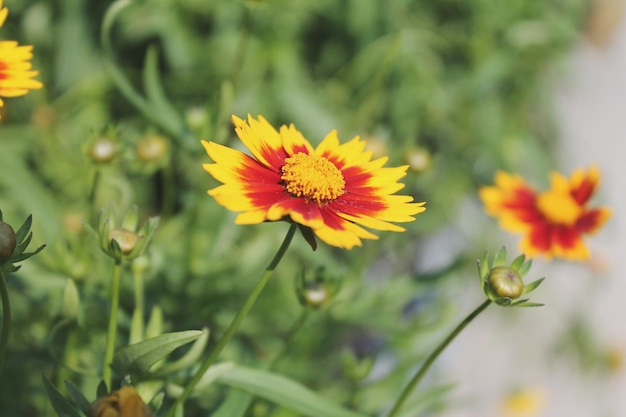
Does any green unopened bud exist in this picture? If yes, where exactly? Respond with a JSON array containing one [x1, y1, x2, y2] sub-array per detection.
[[0, 221, 16, 263], [406, 147, 431, 172], [487, 266, 524, 299], [89, 136, 118, 164], [109, 228, 139, 255], [136, 134, 168, 163], [478, 247, 545, 307], [303, 282, 329, 308]]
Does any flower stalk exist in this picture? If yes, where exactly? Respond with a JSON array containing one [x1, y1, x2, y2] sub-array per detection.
[[165, 223, 298, 417], [102, 259, 122, 389], [386, 299, 492, 417], [0, 271, 11, 370]]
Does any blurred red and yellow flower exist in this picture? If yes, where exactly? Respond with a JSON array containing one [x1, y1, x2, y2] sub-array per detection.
[[0, 0, 42, 111], [202, 115, 426, 249], [480, 166, 610, 260]]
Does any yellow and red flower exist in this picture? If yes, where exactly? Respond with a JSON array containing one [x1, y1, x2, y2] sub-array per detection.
[[479, 166, 611, 260], [202, 115, 426, 249], [0, 0, 42, 111]]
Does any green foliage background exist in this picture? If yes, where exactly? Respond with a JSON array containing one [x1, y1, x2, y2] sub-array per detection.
[[0, 0, 586, 415]]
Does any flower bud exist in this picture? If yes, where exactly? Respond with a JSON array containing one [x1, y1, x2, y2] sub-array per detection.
[[0, 221, 17, 263], [406, 147, 431, 173], [487, 266, 524, 299], [302, 282, 329, 308], [136, 134, 168, 163], [109, 228, 139, 255], [90, 386, 154, 417], [89, 136, 118, 164]]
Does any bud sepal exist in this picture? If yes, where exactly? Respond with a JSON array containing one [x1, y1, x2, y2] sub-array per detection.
[[477, 247, 544, 307], [84, 204, 159, 262], [0, 210, 46, 272]]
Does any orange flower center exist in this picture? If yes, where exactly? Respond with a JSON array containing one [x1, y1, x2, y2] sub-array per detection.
[[281, 152, 345, 204], [536, 190, 582, 226]]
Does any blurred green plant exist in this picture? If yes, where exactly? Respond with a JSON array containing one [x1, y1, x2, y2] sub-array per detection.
[[0, 0, 593, 416]]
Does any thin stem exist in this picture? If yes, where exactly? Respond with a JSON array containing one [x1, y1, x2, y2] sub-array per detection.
[[89, 169, 101, 223], [129, 260, 145, 345], [0, 271, 11, 371], [166, 224, 298, 417], [103, 260, 122, 389], [386, 299, 492, 417]]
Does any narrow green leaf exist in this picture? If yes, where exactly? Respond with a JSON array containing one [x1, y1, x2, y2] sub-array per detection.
[[9, 244, 45, 263], [518, 259, 533, 277], [14, 214, 32, 244], [212, 389, 253, 417], [143, 46, 184, 136], [13, 231, 33, 256], [147, 391, 165, 414], [96, 380, 108, 398], [112, 330, 204, 375], [152, 327, 209, 376], [42, 375, 82, 417], [64, 380, 91, 416], [217, 366, 368, 417], [493, 246, 507, 266], [521, 277, 544, 295], [512, 301, 544, 307], [509, 253, 526, 271]]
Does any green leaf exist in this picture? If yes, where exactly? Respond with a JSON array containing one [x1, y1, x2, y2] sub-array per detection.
[[493, 246, 507, 267], [211, 389, 253, 417], [518, 258, 533, 277], [217, 366, 369, 417], [13, 231, 33, 256], [521, 277, 544, 295], [147, 391, 165, 414], [14, 214, 32, 244], [96, 380, 108, 398], [143, 46, 184, 137], [64, 380, 91, 416], [42, 375, 82, 417], [152, 327, 209, 376], [112, 330, 204, 375], [509, 253, 526, 272]]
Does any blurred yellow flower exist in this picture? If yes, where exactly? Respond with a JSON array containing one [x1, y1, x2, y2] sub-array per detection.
[[0, 0, 43, 112], [90, 386, 154, 417], [480, 166, 611, 260], [500, 387, 546, 417], [202, 115, 426, 249]]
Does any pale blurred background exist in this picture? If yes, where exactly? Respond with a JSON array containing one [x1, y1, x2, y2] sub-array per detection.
[[442, 1, 626, 416]]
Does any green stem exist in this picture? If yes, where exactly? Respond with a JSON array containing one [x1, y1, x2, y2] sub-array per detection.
[[166, 224, 298, 417], [386, 299, 492, 417], [129, 260, 145, 345], [0, 271, 11, 371], [89, 169, 101, 222], [103, 260, 122, 389]]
